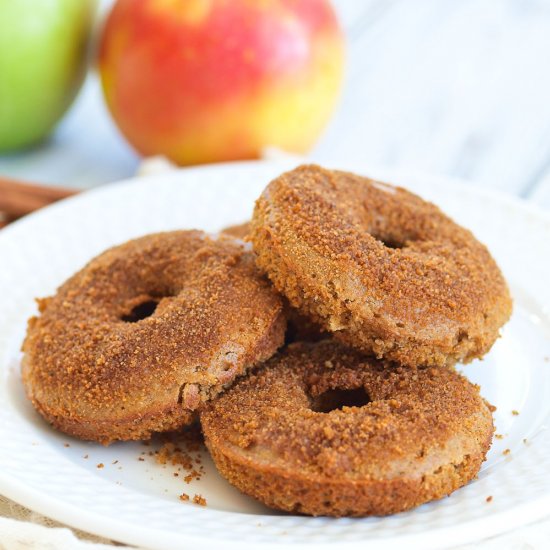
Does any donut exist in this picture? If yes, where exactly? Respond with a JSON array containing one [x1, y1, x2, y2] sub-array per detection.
[[250, 164, 512, 367], [22, 231, 286, 444], [221, 221, 326, 344], [201, 340, 494, 517]]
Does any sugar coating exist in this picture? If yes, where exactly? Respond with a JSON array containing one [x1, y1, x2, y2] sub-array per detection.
[[201, 340, 495, 517], [22, 231, 286, 444], [250, 164, 513, 367]]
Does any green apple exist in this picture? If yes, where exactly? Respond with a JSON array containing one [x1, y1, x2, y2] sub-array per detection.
[[0, 0, 95, 152]]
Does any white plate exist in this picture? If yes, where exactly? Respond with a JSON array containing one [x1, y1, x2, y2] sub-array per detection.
[[0, 160, 549, 550]]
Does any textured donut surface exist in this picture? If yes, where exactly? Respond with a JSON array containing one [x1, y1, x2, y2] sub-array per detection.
[[22, 231, 286, 444], [251, 164, 512, 366], [201, 340, 494, 517]]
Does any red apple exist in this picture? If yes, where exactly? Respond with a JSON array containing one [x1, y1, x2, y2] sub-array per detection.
[[99, 0, 344, 165]]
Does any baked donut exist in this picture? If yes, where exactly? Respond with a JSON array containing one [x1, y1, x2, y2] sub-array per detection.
[[221, 222, 327, 344], [251, 164, 512, 367], [201, 340, 494, 517], [22, 231, 286, 444]]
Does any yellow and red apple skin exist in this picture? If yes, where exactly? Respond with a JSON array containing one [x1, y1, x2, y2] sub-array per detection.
[[99, 0, 345, 165]]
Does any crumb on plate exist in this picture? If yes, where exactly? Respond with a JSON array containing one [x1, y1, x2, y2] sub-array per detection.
[[193, 494, 207, 506]]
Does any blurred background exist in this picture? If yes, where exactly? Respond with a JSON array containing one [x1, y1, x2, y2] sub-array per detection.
[[1, 0, 550, 210]]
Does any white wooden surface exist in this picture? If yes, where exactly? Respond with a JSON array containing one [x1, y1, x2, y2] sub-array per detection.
[[1, 0, 550, 210], [317, 0, 550, 202]]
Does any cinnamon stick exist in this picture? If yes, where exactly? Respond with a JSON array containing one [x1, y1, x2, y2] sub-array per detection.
[[0, 177, 78, 219]]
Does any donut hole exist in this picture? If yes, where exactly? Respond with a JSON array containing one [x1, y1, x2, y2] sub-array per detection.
[[120, 289, 176, 323], [309, 387, 370, 413], [376, 236, 404, 249], [121, 299, 159, 323], [366, 222, 406, 249]]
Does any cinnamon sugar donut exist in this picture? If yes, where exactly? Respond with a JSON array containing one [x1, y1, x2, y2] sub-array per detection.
[[201, 340, 494, 517], [251, 164, 512, 367], [22, 231, 286, 444], [221, 222, 327, 344]]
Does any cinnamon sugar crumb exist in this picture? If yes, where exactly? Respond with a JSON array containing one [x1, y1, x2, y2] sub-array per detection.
[[512, 410, 520, 416], [97, 463, 104, 469], [502, 448, 511, 456], [193, 494, 207, 506], [486, 496, 493, 503], [155, 425, 206, 487], [495, 434, 504, 440], [179, 493, 190, 502]]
